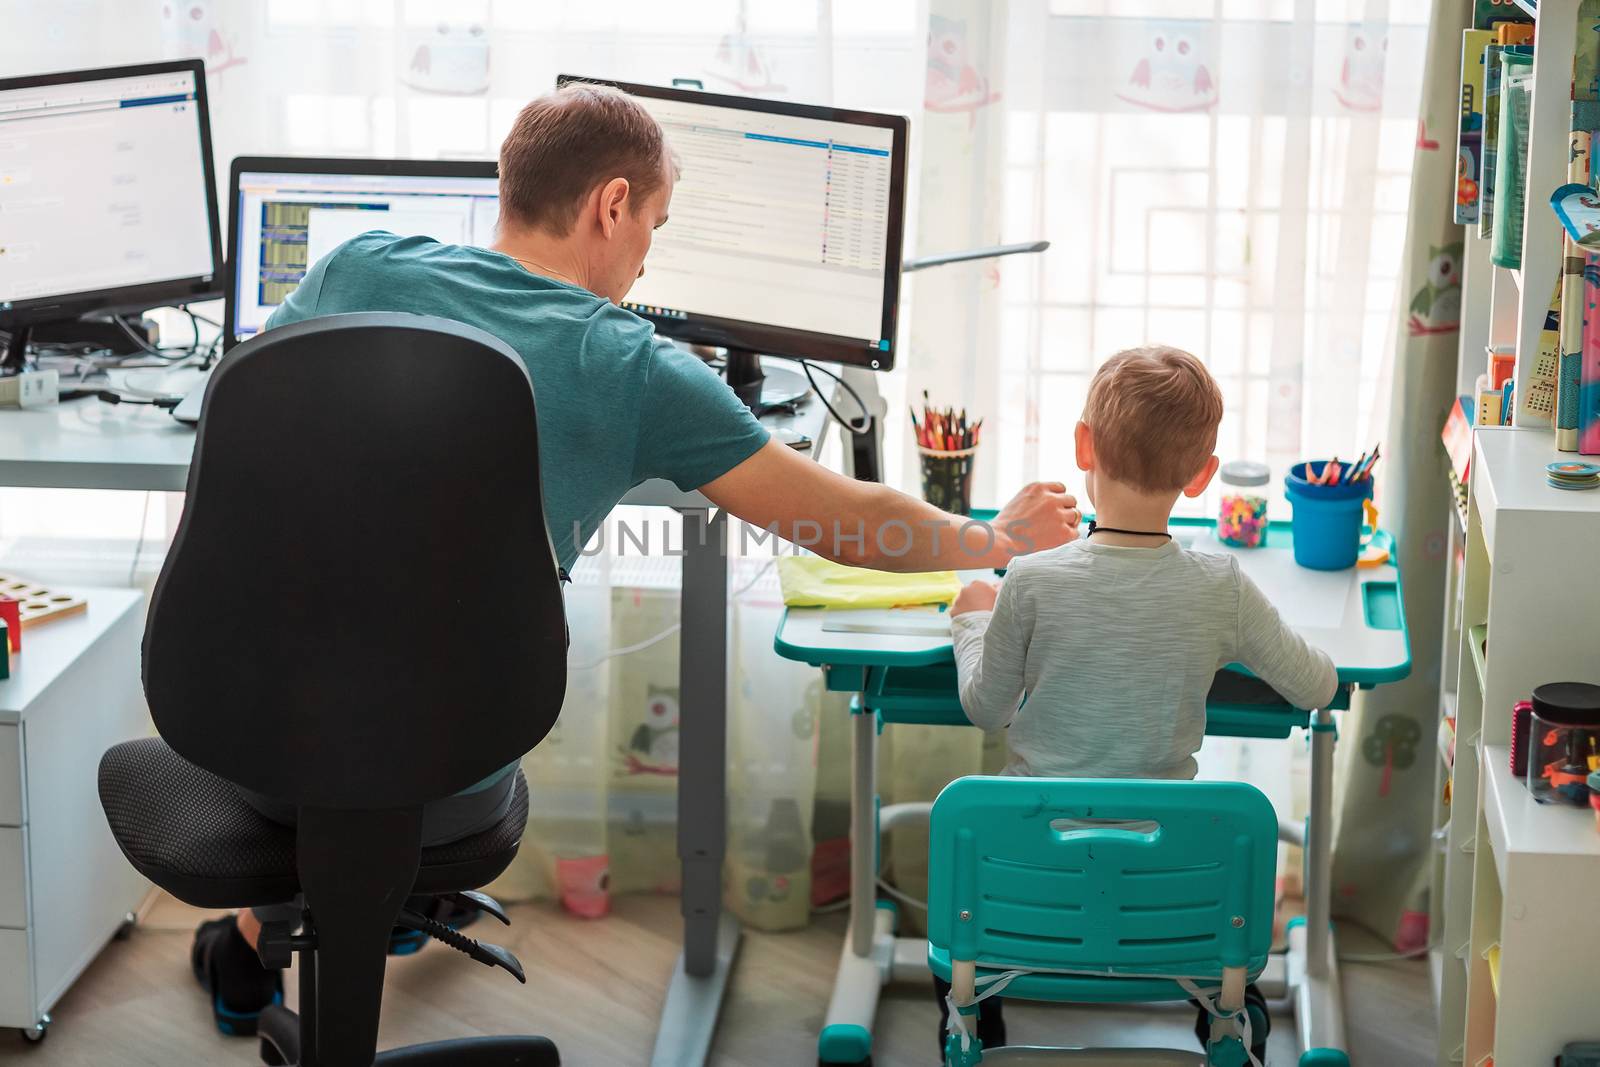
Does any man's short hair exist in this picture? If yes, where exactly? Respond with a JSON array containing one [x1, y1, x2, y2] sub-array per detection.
[[498, 83, 672, 235], [1081, 345, 1224, 493]]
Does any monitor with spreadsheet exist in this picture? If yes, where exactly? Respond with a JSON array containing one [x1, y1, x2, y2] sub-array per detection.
[[558, 76, 908, 380], [224, 157, 500, 347], [0, 59, 221, 339]]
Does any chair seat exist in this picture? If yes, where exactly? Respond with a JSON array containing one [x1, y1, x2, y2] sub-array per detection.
[[98, 737, 528, 909], [926, 945, 1267, 1006]]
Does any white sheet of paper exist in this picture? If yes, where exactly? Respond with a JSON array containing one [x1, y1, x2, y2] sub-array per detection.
[[821, 606, 952, 637], [1184, 532, 1350, 630]]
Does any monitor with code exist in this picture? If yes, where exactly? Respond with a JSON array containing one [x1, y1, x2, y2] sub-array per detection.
[[224, 159, 500, 346], [559, 76, 908, 375]]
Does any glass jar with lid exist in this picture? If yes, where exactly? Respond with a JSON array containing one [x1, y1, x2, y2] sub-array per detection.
[[1218, 460, 1270, 548]]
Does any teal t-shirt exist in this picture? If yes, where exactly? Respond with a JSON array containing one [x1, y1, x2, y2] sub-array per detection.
[[265, 231, 770, 572]]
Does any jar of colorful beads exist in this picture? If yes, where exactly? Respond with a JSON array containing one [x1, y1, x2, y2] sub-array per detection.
[[1217, 461, 1270, 548]]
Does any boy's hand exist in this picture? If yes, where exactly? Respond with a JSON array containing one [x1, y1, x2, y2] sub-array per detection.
[[993, 481, 1079, 556], [951, 579, 1000, 616]]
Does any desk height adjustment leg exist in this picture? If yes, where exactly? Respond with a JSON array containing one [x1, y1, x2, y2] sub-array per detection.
[[818, 703, 887, 1064], [1292, 704, 1349, 1063], [652, 507, 740, 1067], [1305, 706, 1334, 978], [850, 707, 877, 958]]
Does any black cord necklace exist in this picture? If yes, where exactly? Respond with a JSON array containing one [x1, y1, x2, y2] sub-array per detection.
[[1086, 519, 1171, 540]]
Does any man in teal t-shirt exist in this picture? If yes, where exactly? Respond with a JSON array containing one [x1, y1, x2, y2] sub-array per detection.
[[264, 231, 764, 572], [193, 81, 1081, 1035]]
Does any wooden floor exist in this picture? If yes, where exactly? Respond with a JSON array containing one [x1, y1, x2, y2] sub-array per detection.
[[2, 893, 1435, 1066]]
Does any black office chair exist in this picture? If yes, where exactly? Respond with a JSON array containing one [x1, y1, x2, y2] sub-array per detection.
[[97, 313, 569, 1067]]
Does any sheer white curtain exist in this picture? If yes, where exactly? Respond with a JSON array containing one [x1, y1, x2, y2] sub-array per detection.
[[904, 0, 1431, 516], [3, 0, 1431, 928], [1, 0, 922, 930], [876, 0, 1433, 925]]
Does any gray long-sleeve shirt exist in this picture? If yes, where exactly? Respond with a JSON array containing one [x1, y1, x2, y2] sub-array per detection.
[[952, 538, 1339, 780]]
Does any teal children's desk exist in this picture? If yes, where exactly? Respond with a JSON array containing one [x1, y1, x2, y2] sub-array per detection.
[[773, 518, 1411, 1067]]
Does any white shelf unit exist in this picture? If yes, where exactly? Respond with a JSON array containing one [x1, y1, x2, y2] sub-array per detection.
[[1469, 745, 1600, 1062], [1433, 2, 1594, 1059], [1433, 428, 1600, 1064]]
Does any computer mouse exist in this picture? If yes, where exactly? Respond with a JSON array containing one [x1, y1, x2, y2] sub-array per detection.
[[773, 427, 812, 450]]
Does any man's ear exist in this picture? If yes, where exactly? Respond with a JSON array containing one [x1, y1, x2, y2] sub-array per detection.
[[1181, 454, 1221, 498], [596, 177, 630, 237], [1074, 421, 1095, 472]]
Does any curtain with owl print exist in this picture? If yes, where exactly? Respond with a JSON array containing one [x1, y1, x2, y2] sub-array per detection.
[[1, 0, 925, 932], [1326, 0, 1467, 954], [880, 0, 1441, 943], [4, 0, 1440, 941]]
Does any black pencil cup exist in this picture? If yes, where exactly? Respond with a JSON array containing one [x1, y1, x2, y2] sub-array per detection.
[[919, 446, 977, 516]]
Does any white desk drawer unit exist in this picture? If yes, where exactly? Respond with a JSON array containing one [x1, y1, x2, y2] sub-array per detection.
[[0, 725, 21, 825], [0, 586, 150, 1042]]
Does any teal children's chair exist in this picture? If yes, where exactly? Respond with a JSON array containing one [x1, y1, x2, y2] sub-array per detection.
[[927, 777, 1277, 1067]]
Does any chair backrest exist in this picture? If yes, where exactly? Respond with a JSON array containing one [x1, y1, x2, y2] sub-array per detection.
[[927, 776, 1276, 979], [144, 313, 568, 810]]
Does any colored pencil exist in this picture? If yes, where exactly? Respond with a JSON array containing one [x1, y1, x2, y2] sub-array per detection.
[[915, 397, 981, 450], [1342, 451, 1368, 486]]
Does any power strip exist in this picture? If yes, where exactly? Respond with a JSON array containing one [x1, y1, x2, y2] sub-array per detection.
[[0, 370, 60, 409]]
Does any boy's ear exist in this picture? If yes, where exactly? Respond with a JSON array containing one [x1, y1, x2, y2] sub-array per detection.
[[1181, 454, 1221, 498], [1074, 421, 1094, 472]]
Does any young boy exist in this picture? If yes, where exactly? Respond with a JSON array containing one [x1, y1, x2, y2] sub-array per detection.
[[935, 345, 1338, 1056]]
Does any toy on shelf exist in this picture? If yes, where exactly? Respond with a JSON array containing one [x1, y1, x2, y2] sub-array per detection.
[[1527, 682, 1600, 805], [1589, 771, 1600, 834], [1511, 699, 1534, 777], [0, 575, 87, 647], [0, 597, 18, 654], [1547, 460, 1600, 491]]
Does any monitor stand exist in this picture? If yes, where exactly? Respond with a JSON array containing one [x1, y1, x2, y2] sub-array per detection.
[[3, 313, 154, 375], [0, 326, 31, 376], [722, 348, 810, 414]]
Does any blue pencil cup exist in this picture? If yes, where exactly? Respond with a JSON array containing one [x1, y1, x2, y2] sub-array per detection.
[[1285, 461, 1372, 571]]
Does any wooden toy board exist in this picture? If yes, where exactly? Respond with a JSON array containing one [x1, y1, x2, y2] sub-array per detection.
[[0, 575, 88, 629]]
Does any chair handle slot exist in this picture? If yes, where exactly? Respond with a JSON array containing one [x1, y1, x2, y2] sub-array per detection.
[[1048, 817, 1162, 844]]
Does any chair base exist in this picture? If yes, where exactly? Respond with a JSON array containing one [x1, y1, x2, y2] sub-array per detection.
[[374, 1036, 560, 1065], [258, 1004, 558, 1066], [951, 1046, 1205, 1065], [259, 1004, 560, 1062]]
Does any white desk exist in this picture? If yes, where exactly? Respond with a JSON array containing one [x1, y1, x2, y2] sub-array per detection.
[[0, 375, 852, 1065], [0, 399, 196, 491], [775, 519, 1411, 1066]]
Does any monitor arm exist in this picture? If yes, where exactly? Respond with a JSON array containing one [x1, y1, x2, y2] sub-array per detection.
[[901, 240, 1049, 273], [1, 326, 31, 375], [837, 239, 1050, 482]]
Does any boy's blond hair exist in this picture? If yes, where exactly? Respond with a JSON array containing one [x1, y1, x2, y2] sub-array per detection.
[[1082, 345, 1223, 493]]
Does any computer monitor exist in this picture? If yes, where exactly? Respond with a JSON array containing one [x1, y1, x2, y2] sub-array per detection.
[[558, 76, 908, 407], [0, 59, 223, 368], [224, 157, 500, 347]]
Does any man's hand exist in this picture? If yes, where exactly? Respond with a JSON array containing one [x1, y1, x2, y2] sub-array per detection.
[[952, 579, 1000, 616], [992, 481, 1080, 556]]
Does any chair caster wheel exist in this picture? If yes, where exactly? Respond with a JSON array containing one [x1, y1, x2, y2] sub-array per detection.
[[259, 1037, 289, 1065], [20, 1013, 51, 1044]]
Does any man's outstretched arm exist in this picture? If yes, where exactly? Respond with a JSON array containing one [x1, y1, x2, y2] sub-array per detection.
[[699, 439, 1079, 572]]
